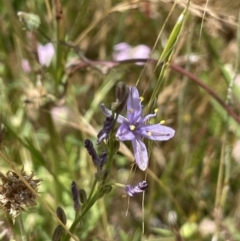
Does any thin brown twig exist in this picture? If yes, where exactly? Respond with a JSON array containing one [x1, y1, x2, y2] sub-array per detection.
[[68, 57, 240, 125]]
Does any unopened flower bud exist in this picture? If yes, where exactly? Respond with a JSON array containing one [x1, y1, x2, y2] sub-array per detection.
[[97, 116, 114, 144], [79, 189, 87, 204], [17, 12, 41, 31], [52, 225, 63, 241], [56, 207, 66, 224], [84, 139, 99, 166], [71, 181, 80, 211], [99, 185, 112, 198], [84, 139, 107, 169], [112, 82, 129, 114]]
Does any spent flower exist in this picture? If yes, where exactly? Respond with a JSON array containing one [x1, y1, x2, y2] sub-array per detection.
[[125, 181, 148, 197], [100, 86, 175, 170]]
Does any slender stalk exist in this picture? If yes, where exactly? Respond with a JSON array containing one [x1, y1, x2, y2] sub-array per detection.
[[68, 56, 240, 125], [87, 178, 97, 202], [220, 8, 240, 210], [18, 214, 27, 241]]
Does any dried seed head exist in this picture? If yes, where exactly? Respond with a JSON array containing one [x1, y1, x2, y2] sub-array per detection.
[[0, 169, 41, 219]]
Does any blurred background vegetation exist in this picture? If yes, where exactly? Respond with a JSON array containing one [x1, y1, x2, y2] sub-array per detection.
[[0, 0, 240, 240]]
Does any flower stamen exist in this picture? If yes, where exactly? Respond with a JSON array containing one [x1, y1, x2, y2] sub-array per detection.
[[130, 125, 135, 131]]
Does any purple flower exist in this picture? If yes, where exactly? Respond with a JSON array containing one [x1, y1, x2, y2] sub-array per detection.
[[37, 43, 55, 67], [100, 86, 175, 170], [113, 42, 151, 65]]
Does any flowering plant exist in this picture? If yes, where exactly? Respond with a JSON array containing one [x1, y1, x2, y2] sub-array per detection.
[[101, 86, 175, 170]]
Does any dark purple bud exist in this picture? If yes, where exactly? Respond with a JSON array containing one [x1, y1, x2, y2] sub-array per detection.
[[79, 189, 87, 204], [56, 207, 66, 224], [84, 139, 100, 166], [112, 82, 129, 114], [84, 139, 107, 169], [52, 225, 63, 241], [97, 116, 114, 144], [71, 181, 80, 211], [99, 151, 107, 168], [99, 185, 112, 198], [125, 181, 148, 197]]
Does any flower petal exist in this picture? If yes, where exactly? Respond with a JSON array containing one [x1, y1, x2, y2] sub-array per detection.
[[131, 138, 148, 171], [140, 124, 175, 141], [113, 42, 131, 61], [37, 43, 55, 67], [100, 104, 126, 123], [127, 86, 142, 122], [116, 123, 136, 141]]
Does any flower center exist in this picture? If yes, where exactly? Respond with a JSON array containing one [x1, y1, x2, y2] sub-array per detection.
[[147, 131, 152, 136], [130, 125, 136, 131]]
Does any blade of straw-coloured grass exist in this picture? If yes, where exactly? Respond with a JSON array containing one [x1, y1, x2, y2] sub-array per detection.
[[73, 1, 141, 46], [148, 5, 189, 110], [0, 150, 79, 241], [3, 0, 27, 44], [136, 1, 177, 89], [67, 0, 89, 41]]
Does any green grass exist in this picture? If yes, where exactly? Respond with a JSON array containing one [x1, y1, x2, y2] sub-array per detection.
[[0, 0, 240, 240]]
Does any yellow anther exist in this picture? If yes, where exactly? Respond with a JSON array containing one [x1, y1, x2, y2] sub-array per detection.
[[147, 131, 152, 136], [154, 108, 158, 113], [130, 125, 136, 131], [160, 120, 165, 124], [139, 96, 144, 102]]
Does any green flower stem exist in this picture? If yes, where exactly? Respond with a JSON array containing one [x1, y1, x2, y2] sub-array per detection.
[[87, 178, 98, 202], [63, 190, 101, 241], [148, 6, 188, 109], [18, 214, 27, 241]]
